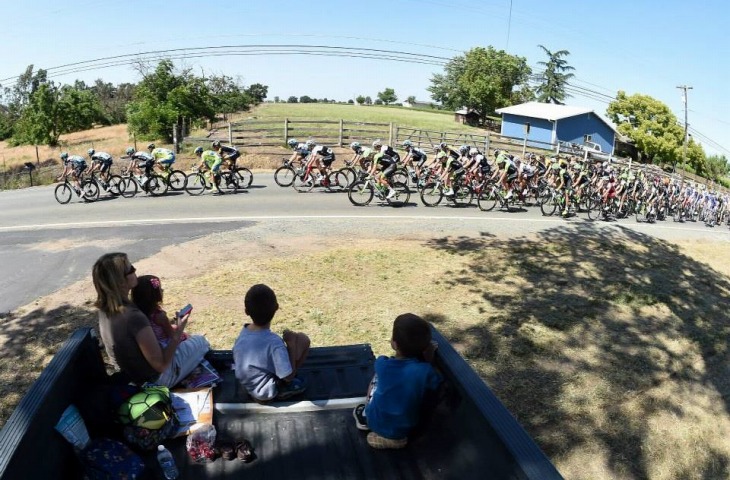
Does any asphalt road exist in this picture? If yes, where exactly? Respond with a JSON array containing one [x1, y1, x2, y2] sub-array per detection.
[[1, 173, 728, 313]]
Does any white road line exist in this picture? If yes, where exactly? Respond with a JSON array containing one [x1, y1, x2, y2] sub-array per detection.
[[0, 214, 727, 236]]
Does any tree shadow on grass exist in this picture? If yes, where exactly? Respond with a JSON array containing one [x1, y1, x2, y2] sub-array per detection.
[[425, 222, 730, 479], [0, 303, 97, 428]]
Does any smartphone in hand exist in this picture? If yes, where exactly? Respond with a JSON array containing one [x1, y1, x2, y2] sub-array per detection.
[[176, 304, 193, 319]]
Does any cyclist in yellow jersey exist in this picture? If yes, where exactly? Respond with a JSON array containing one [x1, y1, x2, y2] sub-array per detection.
[[147, 143, 176, 173], [194, 146, 224, 194]]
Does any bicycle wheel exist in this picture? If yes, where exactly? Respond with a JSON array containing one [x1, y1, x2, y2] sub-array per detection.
[[81, 180, 100, 202], [107, 175, 125, 196], [274, 166, 297, 187], [420, 183, 443, 207], [220, 172, 239, 193], [234, 167, 253, 188], [54, 184, 73, 204], [293, 172, 315, 192], [148, 175, 168, 196], [537, 187, 552, 206], [391, 168, 409, 186], [326, 170, 349, 192], [348, 180, 374, 206], [387, 182, 410, 207], [338, 167, 357, 187], [168, 170, 187, 190], [185, 173, 206, 195], [635, 203, 646, 223], [586, 198, 602, 221], [451, 184, 473, 207], [122, 177, 138, 198], [540, 196, 558, 216], [477, 187, 498, 212]]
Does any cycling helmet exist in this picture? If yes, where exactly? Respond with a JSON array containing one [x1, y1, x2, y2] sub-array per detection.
[[212, 140, 221, 148], [147, 143, 155, 150], [125, 147, 135, 156], [458, 145, 470, 155], [60, 152, 69, 160], [372, 139, 382, 149], [87, 148, 95, 156], [350, 141, 361, 150], [469, 148, 478, 156], [306, 139, 316, 148], [287, 138, 298, 148], [439, 142, 448, 149], [402, 140, 412, 148], [380, 145, 389, 153], [194, 146, 203, 155]]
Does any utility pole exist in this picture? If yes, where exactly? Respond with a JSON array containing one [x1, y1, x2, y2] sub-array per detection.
[[676, 85, 693, 174]]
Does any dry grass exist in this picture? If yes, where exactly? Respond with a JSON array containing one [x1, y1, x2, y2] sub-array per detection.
[[1, 225, 730, 479], [0, 125, 177, 172]]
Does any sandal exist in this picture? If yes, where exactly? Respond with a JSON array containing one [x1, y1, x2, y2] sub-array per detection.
[[235, 440, 257, 463]]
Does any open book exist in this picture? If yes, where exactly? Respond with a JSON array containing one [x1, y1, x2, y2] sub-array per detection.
[[178, 359, 221, 389]]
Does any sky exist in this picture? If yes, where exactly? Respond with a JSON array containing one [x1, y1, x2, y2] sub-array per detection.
[[2, 0, 729, 157]]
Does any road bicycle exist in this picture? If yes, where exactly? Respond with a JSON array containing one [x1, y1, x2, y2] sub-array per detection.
[[347, 173, 410, 207], [156, 164, 188, 191], [476, 181, 531, 212], [87, 170, 125, 196], [53, 176, 99, 204], [120, 168, 168, 198], [420, 175, 473, 207], [184, 166, 241, 195], [274, 157, 304, 187], [292, 161, 348, 193]]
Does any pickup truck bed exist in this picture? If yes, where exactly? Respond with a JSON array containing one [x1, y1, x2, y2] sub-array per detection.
[[0, 328, 563, 480]]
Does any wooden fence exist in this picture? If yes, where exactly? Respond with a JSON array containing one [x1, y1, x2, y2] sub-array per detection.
[[181, 117, 557, 158]]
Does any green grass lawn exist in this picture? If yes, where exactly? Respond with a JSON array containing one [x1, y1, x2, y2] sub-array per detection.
[[246, 103, 488, 133]]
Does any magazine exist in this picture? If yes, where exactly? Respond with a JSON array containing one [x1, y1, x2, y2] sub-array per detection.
[[178, 359, 221, 389]]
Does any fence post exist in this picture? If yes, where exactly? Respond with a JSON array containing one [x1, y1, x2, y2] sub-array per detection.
[[388, 122, 394, 146], [338, 119, 343, 147], [228, 123, 233, 145], [284, 118, 289, 144], [394, 125, 399, 145], [172, 124, 179, 153], [485, 132, 490, 154]]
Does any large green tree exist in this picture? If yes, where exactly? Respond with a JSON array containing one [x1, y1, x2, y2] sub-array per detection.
[[535, 45, 575, 104], [12, 81, 103, 146], [127, 60, 216, 141], [607, 91, 706, 173], [429, 46, 531, 123], [377, 88, 398, 105]]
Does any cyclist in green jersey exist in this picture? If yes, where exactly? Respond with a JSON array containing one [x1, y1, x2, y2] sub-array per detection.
[[194, 146, 224, 194]]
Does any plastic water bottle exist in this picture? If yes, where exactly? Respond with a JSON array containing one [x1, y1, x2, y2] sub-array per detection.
[[157, 445, 179, 479]]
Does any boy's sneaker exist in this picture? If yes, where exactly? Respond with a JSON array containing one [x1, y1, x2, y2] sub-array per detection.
[[276, 378, 306, 400], [366, 432, 407, 449], [353, 404, 369, 431]]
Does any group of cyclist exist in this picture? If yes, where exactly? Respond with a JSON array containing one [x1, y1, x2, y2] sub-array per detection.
[[57, 141, 241, 198], [283, 135, 727, 224]]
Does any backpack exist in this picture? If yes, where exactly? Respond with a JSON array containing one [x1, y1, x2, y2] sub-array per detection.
[[117, 385, 178, 451]]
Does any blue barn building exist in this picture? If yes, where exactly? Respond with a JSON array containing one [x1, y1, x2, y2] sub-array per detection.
[[495, 102, 618, 154]]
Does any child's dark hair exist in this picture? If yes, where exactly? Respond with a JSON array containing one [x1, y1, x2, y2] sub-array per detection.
[[131, 275, 163, 316], [245, 284, 279, 326], [393, 313, 431, 359]]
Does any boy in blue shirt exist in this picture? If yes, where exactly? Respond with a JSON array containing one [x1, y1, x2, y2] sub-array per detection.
[[233, 284, 311, 401], [353, 313, 441, 449]]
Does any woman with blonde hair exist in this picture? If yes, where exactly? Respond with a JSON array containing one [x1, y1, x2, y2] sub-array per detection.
[[92, 252, 209, 387]]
